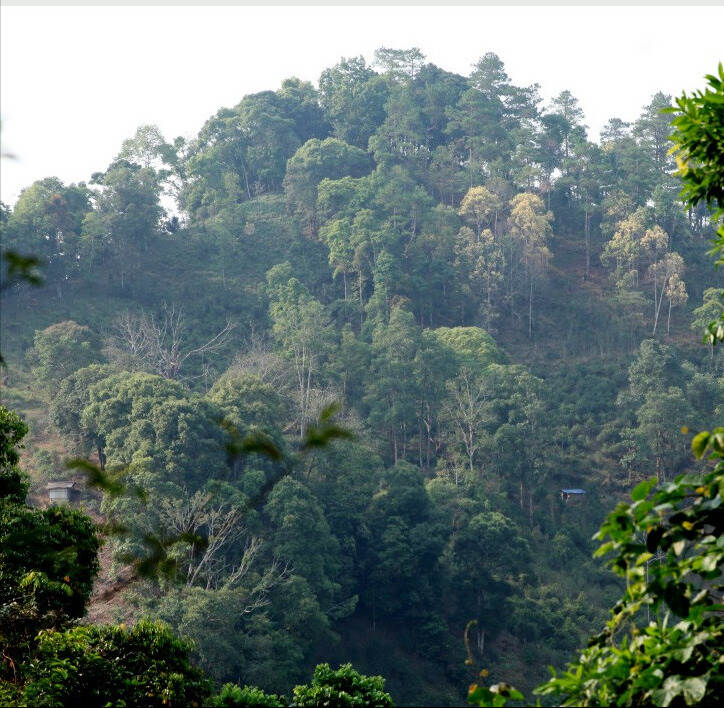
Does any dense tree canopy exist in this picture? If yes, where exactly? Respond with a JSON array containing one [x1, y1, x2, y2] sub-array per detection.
[[1, 52, 722, 707]]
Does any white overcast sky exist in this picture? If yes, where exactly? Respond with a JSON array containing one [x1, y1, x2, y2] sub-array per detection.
[[1, 5, 723, 206]]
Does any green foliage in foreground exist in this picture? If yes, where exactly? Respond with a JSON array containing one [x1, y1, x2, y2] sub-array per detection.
[[540, 439, 723, 706], [1, 408, 100, 674], [469, 436, 724, 706], [208, 664, 395, 708], [22, 621, 212, 707], [668, 63, 724, 245], [291, 663, 394, 707], [19, 643, 395, 708], [668, 62, 724, 346], [209, 683, 286, 707], [0, 406, 30, 504]]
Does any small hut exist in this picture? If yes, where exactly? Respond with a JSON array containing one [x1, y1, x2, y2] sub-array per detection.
[[560, 488, 586, 503], [46, 481, 79, 504]]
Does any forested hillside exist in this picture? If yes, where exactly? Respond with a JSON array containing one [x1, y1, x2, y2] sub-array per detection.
[[1, 49, 721, 705]]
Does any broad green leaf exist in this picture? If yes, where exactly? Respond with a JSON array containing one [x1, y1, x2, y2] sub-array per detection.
[[631, 479, 655, 501], [681, 677, 707, 705], [652, 676, 682, 706], [691, 431, 710, 458], [698, 554, 719, 572], [672, 645, 694, 663]]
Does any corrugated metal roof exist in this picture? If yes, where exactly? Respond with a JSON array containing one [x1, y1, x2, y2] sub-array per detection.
[[561, 488, 586, 494]]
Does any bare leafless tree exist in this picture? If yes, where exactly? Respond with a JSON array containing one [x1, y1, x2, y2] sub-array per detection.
[[159, 491, 290, 605], [106, 303, 235, 380], [228, 331, 292, 391], [103, 310, 152, 372]]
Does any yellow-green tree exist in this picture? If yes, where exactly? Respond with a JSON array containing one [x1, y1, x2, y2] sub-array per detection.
[[507, 193, 553, 337]]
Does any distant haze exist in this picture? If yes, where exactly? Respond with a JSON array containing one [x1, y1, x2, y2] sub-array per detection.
[[2, 4, 722, 205]]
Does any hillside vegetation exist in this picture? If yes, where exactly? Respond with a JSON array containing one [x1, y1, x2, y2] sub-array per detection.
[[1, 49, 722, 705]]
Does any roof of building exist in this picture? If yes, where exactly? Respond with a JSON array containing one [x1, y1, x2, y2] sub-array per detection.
[[46, 481, 76, 490], [561, 488, 586, 494]]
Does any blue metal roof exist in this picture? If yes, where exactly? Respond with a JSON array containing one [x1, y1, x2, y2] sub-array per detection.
[[561, 488, 586, 494]]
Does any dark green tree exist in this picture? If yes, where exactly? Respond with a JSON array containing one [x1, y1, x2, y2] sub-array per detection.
[[22, 621, 212, 707], [283, 137, 370, 236], [80, 371, 185, 467], [26, 321, 103, 397], [81, 159, 163, 289], [2, 178, 90, 295], [292, 663, 394, 707], [264, 477, 342, 605], [0, 407, 100, 682], [49, 363, 114, 456], [318, 56, 388, 149]]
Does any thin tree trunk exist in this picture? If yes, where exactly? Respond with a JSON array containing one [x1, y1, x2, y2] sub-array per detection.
[[304, 360, 313, 438], [241, 162, 252, 200], [652, 286, 664, 336], [528, 277, 533, 338], [418, 418, 423, 469], [520, 479, 525, 511], [509, 241, 515, 325], [652, 268, 659, 334], [584, 207, 590, 279]]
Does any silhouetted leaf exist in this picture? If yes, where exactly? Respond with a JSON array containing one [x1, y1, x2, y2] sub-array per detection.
[[66, 458, 125, 497]]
